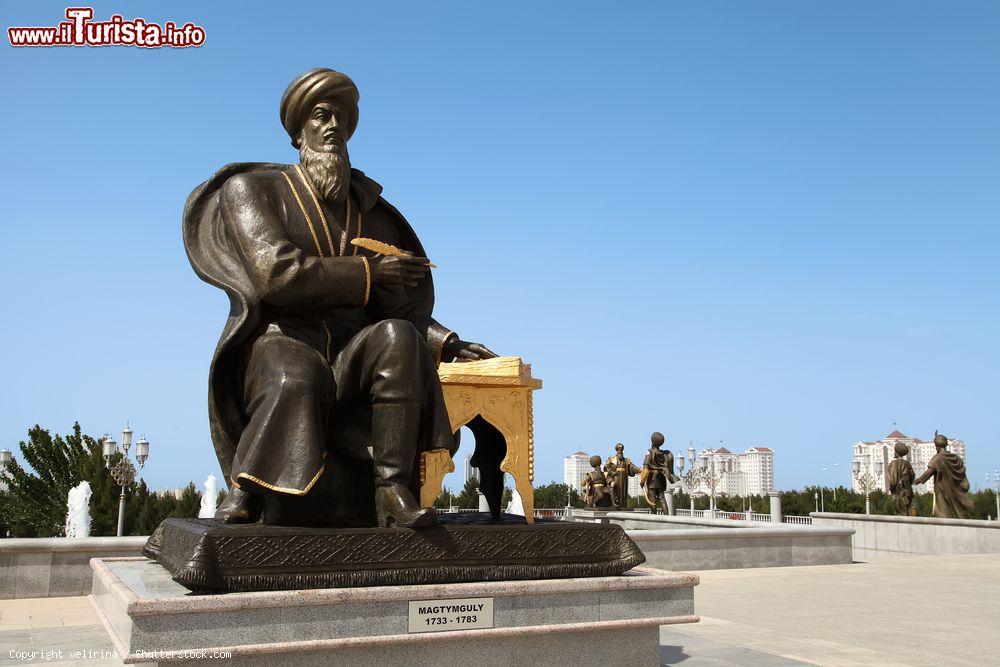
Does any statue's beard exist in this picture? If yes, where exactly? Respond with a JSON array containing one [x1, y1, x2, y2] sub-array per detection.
[[299, 143, 351, 203]]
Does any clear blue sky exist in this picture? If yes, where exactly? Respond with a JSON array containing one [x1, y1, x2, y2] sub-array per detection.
[[1, 1, 997, 493]]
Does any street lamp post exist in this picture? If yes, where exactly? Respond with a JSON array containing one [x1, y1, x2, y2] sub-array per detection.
[[1, 448, 12, 490], [814, 491, 819, 513], [741, 471, 750, 518], [991, 470, 1000, 521], [102, 424, 150, 537], [852, 459, 874, 515], [680, 442, 700, 516], [0, 449, 12, 537], [706, 455, 720, 517], [819, 467, 826, 512], [676, 450, 686, 516]]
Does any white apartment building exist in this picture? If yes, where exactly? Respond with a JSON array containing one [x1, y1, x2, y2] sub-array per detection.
[[852, 430, 966, 495], [563, 451, 591, 494], [740, 447, 775, 495], [627, 474, 641, 498], [687, 446, 775, 497]]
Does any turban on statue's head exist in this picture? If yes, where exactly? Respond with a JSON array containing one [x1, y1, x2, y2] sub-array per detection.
[[894, 442, 910, 457], [280, 68, 359, 148], [933, 433, 948, 447]]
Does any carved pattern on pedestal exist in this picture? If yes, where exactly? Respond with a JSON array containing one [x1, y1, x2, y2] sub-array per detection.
[[142, 517, 645, 592]]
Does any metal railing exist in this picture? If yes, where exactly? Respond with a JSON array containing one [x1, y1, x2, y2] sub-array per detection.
[[444, 506, 812, 524], [721, 511, 773, 522], [631, 509, 812, 525]]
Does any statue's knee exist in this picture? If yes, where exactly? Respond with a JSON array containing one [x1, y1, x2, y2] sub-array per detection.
[[251, 338, 329, 397], [373, 318, 420, 342]]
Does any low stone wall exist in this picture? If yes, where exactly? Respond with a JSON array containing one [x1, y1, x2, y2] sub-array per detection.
[[578, 512, 854, 571], [1, 512, 856, 598], [811, 512, 1000, 560], [0, 536, 147, 599]]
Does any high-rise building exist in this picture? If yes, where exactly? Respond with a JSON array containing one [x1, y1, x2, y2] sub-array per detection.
[[851, 431, 966, 494], [463, 455, 479, 485], [563, 451, 591, 494], [740, 447, 775, 495], [687, 446, 775, 496], [627, 474, 641, 499]]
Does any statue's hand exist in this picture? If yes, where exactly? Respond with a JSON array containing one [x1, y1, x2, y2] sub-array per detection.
[[443, 337, 498, 362], [370, 255, 430, 287]]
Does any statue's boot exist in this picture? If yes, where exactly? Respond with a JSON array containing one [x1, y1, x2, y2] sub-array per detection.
[[214, 486, 260, 524], [372, 401, 437, 529]]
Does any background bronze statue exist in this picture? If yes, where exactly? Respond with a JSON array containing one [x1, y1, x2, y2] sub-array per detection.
[[913, 432, 975, 519], [885, 442, 915, 516], [640, 432, 679, 514], [582, 455, 613, 509], [604, 443, 640, 510], [183, 68, 496, 529]]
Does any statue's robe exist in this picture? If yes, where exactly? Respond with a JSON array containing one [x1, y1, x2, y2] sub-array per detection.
[[885, 458, 915, 516], [183, 163, 456, 503], [604, 454, 639, 509], [641, 448, 678, 493], [925, 451, 975, 519], [582, 470, 612, 508]]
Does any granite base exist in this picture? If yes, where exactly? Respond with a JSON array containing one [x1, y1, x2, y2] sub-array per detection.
[[89, 557, 698, 666]]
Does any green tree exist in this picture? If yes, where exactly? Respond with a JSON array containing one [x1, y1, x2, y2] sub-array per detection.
[[533, 482, 582, 508], [0, 489, 11, 536], [156, 490, 179, 520], [455, 477, 480, 509], [171, 482, 202, 518], [2, 423, 126, 537], [131, 479, 176, 535], [0, 422, 191, 536], [433, 486, 455, 509]]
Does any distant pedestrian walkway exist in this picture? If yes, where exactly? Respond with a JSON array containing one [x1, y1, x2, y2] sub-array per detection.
[[661, 553, 999, 665]]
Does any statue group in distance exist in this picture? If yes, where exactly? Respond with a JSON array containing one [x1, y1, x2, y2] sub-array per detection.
[[881, 432, 974, 519], [581, 432, 679, 513]]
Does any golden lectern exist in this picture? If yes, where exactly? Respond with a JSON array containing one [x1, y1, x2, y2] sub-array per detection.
[[419, 356, 542, 523]]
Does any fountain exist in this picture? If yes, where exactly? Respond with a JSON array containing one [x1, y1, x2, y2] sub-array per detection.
[[65, 481, 92, 538], [198, 474, 217, 519], [505, 485, 525, 516]]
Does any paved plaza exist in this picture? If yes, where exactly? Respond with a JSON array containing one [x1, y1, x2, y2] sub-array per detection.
[[661, 553, 1000, 666], [1, 554, 997, 666]]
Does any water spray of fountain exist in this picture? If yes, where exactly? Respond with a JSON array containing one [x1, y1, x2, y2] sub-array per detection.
[[65, 481, 92, 538], [198, 474, 217, 518]]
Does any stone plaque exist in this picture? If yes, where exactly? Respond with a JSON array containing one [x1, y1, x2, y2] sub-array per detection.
[[408, 597, 494, 633]]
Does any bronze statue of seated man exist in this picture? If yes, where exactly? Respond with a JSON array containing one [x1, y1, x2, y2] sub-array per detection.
[[183, 69, 495, 528]]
